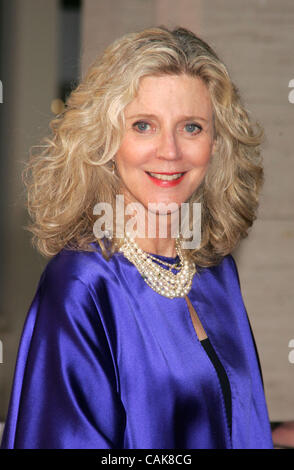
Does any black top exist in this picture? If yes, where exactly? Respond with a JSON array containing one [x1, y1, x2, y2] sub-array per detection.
[[200, 337, 232, 435]]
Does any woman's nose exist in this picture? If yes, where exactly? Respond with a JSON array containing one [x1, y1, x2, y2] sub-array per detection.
[[156, 131, 180, 160]]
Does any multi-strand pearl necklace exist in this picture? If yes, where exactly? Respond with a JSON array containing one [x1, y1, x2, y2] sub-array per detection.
[[119, 234, 196, 299]]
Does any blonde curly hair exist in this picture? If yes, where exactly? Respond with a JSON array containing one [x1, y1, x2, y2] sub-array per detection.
[[23, 26, 264, 267]]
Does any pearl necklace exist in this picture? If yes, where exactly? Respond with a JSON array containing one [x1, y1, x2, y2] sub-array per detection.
[[119, 234, 196, 299]]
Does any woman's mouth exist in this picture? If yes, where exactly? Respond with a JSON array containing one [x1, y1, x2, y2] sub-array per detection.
[[145, 171, 186, 187]]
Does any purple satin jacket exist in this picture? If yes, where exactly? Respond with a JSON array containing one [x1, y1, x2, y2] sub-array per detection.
[[1, 243, 273, 449]]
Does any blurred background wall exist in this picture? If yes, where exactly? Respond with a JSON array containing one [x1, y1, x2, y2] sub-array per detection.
[[0, 0, 293, 430]]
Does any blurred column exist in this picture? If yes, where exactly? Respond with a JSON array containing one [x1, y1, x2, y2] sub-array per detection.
[[0, 0, 59, 420]]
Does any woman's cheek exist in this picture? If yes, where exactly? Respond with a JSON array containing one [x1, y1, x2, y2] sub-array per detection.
[[188, 146, 212, 167]]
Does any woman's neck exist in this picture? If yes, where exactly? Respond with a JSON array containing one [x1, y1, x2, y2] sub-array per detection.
[[118, 190, 179, 257], [134, 237, 177, 258]]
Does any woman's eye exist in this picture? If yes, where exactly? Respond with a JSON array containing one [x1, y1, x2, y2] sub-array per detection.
[[133, 121, 151, 132], [184, 123, 202, 134]]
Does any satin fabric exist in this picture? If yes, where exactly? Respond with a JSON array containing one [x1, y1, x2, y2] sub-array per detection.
[[1, 243, 273, 449]]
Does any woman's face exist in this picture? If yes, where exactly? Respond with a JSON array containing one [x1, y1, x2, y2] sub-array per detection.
[[115, 74, 216, 211]]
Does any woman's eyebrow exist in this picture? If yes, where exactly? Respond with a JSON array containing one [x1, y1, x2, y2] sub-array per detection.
[[126, 113, 209, 122], [126, 113, 157, 120]]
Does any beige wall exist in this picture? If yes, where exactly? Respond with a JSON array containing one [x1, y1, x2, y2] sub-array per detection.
[[201, 0, 294, 422], [82, 0, 294, 421]]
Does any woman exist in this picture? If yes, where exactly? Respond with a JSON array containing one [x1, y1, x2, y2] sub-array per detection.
[[1, 26, 273, 449]]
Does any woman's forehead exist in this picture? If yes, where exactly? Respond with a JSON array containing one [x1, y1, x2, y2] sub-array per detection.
[[124, 74, 213, 119]]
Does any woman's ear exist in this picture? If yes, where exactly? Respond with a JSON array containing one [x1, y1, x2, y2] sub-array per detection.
[[111, 158, 117, 175]]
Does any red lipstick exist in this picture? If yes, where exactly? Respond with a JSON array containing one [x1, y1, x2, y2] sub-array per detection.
[[145, 171, 186, 187]]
